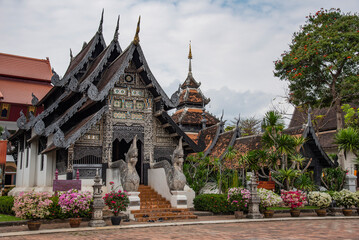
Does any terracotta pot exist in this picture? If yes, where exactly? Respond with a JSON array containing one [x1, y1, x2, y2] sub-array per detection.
[[111, 216, 122, 225], [263, 210, 274, 218], [234, 211, 244, 219], [342, 209, 353, 216], [315, 209, 327, 217], [290, 209, 300, 217], [69, 218, 82, 228], [27, 221, 41, 231]]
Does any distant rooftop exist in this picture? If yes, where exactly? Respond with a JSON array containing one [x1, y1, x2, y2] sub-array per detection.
[[0, 52, 52, 82]]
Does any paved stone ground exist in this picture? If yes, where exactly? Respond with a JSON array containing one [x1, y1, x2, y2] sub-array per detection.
[[1, 218, 359, 239]]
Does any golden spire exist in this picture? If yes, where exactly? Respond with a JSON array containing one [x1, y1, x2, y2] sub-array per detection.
[[188, 41, 192, 59], [133, 16, 141, 45], [188, 41, 192, 73]]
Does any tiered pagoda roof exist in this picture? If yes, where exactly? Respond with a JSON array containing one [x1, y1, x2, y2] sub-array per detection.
[[171, 42, 219, 135]]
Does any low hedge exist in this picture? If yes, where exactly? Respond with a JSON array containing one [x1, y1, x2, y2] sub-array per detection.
[[193, 194, 234, 213], [0, 196, 14, 215]]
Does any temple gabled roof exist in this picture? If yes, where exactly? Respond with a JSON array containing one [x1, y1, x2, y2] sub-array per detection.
[[0, 53, 52, 82]]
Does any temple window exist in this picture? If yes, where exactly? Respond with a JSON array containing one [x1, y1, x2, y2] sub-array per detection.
[[0, 103, 10, 119]]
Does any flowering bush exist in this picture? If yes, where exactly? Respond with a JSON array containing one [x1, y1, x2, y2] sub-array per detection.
[[333, 189, 358, 209], [307, 191, 332, 209], [58, 189, 93, 218], [355, 191, 359, 207], [257, 188, 282, 210], [281, 190, 307, 209], [103, 182, 129, 216], [227, 187, 251, 211], [12, 191, 53, 220]]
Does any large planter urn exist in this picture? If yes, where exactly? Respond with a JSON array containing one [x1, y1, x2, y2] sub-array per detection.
[[234, 211, 244, 219], [27, 221, 41, 231], [69, 218, 82, 228], [111, 216, 122, 225], [290, 209, 301, 217], [263, 210, 274, 218], [342, 209, 353, 216], [315, 209, 327, 217]]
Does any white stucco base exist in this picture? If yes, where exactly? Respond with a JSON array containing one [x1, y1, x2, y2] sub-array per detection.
[[148, 168, 195, 208], [126, 191, 141, 220]]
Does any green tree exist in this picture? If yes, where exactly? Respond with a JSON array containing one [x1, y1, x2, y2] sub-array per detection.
[[225, 116, 261, 136], [274, 9, 359, 131], [258, 111, 311, 190]]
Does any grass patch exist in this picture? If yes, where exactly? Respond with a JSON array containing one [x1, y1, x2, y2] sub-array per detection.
[[0, 214, 22, 222], [268, 206, 318, 210]]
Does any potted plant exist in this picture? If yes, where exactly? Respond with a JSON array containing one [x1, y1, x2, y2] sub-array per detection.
[[227, 187, 251, 219], [12, 191, 53, 230], [333, 189, 357, 216], [281, 190, 307, 217], [58, 189, 93, 227], [307, 191, 332, 216], [103, 181, 130, 225], [257, 188, 282, 218]]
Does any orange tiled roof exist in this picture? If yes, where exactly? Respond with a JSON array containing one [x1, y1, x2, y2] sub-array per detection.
[[172, 108, 219, 126], [0, 53, 52, 82], [0, 77, 52, 105], [187, 133, 199, 144]]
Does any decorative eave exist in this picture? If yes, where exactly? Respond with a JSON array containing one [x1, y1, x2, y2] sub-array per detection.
[[302, 123, 336, 168], [78, 39, 122, 93], [87, 43, 135, 101], [159, 111, 202, 152], [203, 122, 222, 156], [51, 105, 108, 149]]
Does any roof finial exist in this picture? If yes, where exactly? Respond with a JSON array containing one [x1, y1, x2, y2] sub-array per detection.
[[98, 9, 104, 33], [113, 15, 120, 41], [188, 41, 193, 73], [70, 48, 73, 61], [307, 106, 312, 127], [133, 16, 141, 45]]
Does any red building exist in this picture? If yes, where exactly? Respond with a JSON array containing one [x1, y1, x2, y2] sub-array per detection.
[[0, 52, 53, 187]]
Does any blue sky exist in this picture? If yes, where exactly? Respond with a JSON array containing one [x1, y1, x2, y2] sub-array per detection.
[[1, 0, 358, 124]]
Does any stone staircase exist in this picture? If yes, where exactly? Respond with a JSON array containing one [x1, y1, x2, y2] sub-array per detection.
[[131, 185, 198, 222]]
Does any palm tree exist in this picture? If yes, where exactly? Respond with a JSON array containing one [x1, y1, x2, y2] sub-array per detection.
[[335, 127, 359, 159]]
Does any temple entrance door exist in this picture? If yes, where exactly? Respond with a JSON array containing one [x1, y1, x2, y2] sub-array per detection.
[[112, 138, 145, 184]]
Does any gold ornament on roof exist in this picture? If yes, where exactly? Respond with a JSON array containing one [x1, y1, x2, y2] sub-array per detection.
[[133, 16, 141, 45], [188, 41, 192, 59]]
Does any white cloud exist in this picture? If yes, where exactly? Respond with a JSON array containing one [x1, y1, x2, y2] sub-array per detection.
[[0, 0, 357, 124]]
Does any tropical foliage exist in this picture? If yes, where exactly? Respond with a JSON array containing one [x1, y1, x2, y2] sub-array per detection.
[[321, 167, 346, 191]]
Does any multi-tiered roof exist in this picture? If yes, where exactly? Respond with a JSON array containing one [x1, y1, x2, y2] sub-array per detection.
[[172, 43, 219, 143]]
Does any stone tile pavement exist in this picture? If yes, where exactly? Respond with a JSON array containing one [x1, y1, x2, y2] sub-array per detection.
[[0, 215, 359, 240]]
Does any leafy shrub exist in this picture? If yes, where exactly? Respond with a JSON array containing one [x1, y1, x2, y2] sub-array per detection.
[[0, 196, 14, 215], [103, 182, 129, 216], [193, 194, 233, 213], [308, 191, 332, 209], [333, 189, 358, 209], [227, 187, 250, 211], [281, 190, 307, 209], [45, 195, 67, 219], [58, 189, 92, 218], [321, 167, 346, 191], [257, 188, 282, 210], [13, 191, 53, 220]]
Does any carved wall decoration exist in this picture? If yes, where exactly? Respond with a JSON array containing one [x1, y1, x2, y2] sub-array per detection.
[[16, 110, 27, 129], [113, 125, 144, 143], [74, 146, 102, 160], [34, 120, 45, 135]]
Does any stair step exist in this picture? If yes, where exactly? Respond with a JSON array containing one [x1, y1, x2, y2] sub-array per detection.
[[132, 185, 197, 222]]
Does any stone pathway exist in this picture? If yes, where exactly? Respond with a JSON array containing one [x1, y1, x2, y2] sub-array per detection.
[[0, 216, 358, 239]]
